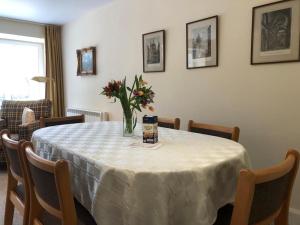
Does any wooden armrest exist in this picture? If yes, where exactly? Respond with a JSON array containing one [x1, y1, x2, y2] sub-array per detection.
[[40, 115, 85, 128]]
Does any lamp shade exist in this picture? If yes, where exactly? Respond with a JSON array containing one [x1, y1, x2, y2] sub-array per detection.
[[31, 76, 55, 83]]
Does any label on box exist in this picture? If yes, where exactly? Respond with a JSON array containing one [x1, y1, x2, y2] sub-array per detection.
[[143, 115, 158, 144]]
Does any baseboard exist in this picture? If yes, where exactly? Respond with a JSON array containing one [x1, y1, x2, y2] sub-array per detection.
[[290, 208, 300, 225]]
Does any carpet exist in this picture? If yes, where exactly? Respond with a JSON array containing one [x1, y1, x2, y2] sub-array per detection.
[[0, 169, 22, 225]]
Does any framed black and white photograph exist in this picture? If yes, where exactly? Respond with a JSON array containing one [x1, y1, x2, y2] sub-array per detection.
[[251, 0, 300, 65], [186, 16, 218, 69], [77, 47, 96, 75], [143, 30, 165, 73]]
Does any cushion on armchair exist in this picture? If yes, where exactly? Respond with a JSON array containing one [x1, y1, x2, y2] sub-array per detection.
[[22, 107, 36, 125]]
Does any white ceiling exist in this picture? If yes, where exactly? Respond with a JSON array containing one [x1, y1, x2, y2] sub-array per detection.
[[0, 0, 112, 25]]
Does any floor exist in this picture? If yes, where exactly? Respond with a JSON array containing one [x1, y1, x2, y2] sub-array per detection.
[[0, 169, 22, 225]]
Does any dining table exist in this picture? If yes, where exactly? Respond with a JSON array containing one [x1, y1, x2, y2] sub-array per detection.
[[31, 121, 251, 225]]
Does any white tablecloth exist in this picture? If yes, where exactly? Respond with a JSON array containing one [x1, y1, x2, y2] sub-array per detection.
[[32, 121, 251, 225]]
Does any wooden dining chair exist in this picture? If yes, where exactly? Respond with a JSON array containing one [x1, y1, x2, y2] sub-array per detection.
[[158, 117, 180, 130], [214, 149, 300, 225], [188, 120, 240, 142], [21, 141, 97, 225], [0, 130, 30, 225], [40, 115, 85, 128]]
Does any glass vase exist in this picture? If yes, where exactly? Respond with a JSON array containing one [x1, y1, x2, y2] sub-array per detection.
[[123, 113, 134, 137]]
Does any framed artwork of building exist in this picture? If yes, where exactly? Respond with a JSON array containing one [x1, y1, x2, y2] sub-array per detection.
[[143, 30, 165, 73], [77, 47, 96, 75], [251, 0, 300, 65], [186, 16, 218, 69]]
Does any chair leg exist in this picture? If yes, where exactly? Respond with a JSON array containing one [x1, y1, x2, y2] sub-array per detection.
[[22, 203, 30, 225], [4, 195, 15, 225], [274, 203, 289, 225], [28, 195, 43, 225], [275, 214, 288, 225], [4, 175, 17, 225]]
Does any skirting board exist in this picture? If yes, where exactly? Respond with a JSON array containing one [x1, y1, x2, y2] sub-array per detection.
[[290, 208, 300, 225]]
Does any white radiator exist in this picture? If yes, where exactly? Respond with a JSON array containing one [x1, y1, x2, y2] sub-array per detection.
[[66, 108, 109, 122]]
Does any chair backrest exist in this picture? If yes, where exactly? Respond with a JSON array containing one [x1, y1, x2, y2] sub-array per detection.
[[1, 130, 26, 182], [22, 142, 77, 225], [188, 120, 240, 142], [158, 117, 180, 130], [40, 115, 84, 128], [230, 149, 300, 225], [0, 129, 30, 222], [0, 99, 52, 133]]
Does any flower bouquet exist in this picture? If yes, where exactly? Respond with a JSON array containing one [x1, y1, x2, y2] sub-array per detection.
[[101, 75, 155, 136]]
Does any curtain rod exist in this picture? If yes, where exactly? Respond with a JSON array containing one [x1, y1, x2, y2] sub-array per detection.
[[0, 16, 51, 26]]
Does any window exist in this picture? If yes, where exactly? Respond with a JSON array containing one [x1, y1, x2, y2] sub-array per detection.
[[0, 33, 45, 105]]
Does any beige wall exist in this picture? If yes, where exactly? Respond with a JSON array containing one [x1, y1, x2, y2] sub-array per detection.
[[62, 0, 300, 222], [0, 17, 44, 38]]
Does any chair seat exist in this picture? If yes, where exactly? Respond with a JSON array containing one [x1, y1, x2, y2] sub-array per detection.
[[213, 204, 234, 225], [38, 200, 97, 225]]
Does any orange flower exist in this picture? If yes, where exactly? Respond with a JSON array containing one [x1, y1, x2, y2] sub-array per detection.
[[140, 80, 148, 85], [148, 106, 154, 112], [138, 91, 144, 96]]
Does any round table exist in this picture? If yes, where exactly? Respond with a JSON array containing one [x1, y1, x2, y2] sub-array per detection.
[[32, 121, 251, 225]]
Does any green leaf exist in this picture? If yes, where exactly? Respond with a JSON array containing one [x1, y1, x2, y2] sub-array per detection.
[[135, 103, 142, 112], [128, 78, 136, 99], [135, 75, 139, 89], [133, 116, 137, 129]]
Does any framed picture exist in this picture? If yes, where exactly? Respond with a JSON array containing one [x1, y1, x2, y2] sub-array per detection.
[[186, 16, 218, 69], [251, 0, 300, 65], [143, 30, 165, 73], [77, 47, 96, 75]]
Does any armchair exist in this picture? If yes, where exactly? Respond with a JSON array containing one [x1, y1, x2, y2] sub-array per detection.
[[0, 99, 51, 164]]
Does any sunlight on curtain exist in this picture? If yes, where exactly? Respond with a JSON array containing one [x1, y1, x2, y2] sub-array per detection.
[[0, 33, 45, 105]]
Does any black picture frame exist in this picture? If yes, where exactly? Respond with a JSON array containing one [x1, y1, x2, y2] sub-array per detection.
[[186, 15, 219, 69], [251, 0, 300, 65], [77, 47, 97, 76], [143, 30, 165, 73]]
